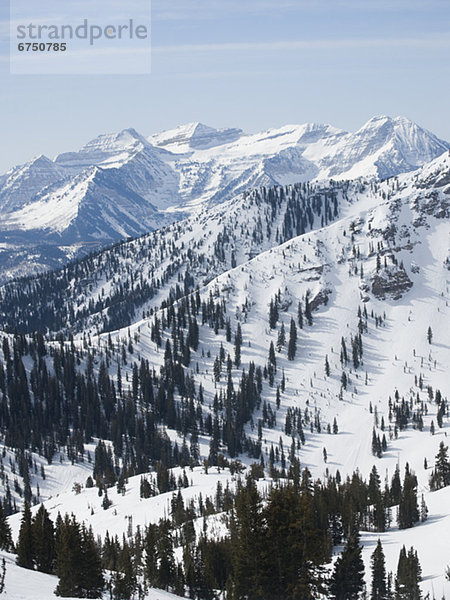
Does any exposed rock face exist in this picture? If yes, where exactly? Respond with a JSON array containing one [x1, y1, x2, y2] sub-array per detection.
[[371, 269, 413, 300]]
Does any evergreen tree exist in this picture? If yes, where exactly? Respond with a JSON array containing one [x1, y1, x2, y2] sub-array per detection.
[[390, 464, 402, 505], [370, 539, 387, 600], [16, 501, 34, 570], [287, 318, 297, 361], [268, 299, 278, 329], [0, 503, 12, 551], [276, 323, 286, 351], [304, 293, 313, 326], [55, 515, 83, 597], [398, 465, 419, 529], [32, 505, 55, 574], [429, 441, 450, 490], [156, 521, 176, 590], [112, 541, 136, 600], [234, 323, 242, 368], [330, 530, 365, 599], [80, 525, 104, 598], [231, 477, 264, 600], [395, 546, 421, 599], [297, 301, 303, 329], [55, 514, 104, 598]]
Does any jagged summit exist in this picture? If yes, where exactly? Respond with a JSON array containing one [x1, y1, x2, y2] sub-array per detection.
[[0, 115, 448, 281], [54, 127, 151, 171], [149, 121, 243, 151]]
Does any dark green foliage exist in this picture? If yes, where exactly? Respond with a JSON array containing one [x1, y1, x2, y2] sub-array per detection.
[[16, 501, 34, 570], [0, 558, 5, 594], [0, 503, 12, 551], [429, 441, 450, 490], [55, 514, 104, 598], [395, 546, 421, 599], [32, 505, 55, 573], [230, 475, 330, 600], [330, 530, 365, 599], [234, 323, 242, 368], [397, 465, 419, 530], [287, 318, 297, 361], [112, 541, 136, 600], [370, 539, 387, 600]]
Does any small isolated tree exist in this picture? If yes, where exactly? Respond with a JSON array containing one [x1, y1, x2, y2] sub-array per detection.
[[287, 318, 297, 361], [325, 355, 330, 377], [427, 326, 433, 345], [429, 441, 450, 490], [276, 322, 286, 351]]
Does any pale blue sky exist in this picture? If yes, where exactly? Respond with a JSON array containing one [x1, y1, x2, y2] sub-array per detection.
[[1, 0, 449, 172]]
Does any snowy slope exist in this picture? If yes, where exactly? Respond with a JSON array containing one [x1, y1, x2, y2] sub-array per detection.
[[0, 548, 185, 600], [0, 150, 449, 598], [57, 150, 450, 594], [0, 116, 448, 283]]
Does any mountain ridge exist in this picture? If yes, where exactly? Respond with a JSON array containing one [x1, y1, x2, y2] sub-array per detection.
[[0, 116, 448, 283]]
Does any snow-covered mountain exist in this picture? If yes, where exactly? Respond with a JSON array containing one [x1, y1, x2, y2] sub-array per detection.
[[0, 149, 449, 597], [0, 116, 447, 283]]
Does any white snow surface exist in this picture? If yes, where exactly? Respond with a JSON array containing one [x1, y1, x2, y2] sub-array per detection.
[[1, 150, 450, 599], [0, 116, 448, 236]]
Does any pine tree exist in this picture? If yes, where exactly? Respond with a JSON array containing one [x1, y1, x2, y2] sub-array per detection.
[[80, 525, 104, 598], [427, 326, 432, 344], [297, 301, 303, 329], [32, 504, 55, 573], [156, 521, 176, 590], [0, 558, 5, 594], [268, 299, 278, 329], [234, 323, 242, 367], [370, 539, 387, 600], [55, 515, 83, 597], [16, 501, 34, 570], [113, 540, 136, 599], [395, 545, 421, 599], [0, 503, 12, 551], [304, 292, 313, 326], [330, 530, 365, 599], [276, 323, 286, 351], [268, 341, 276, 368], [231, 477, 264, 600], [398, 465, 419, 529], [287, 318, 297, 361], [55, 515, 103, 598], [430, 441, 450, 490], [390, 464, 402, 505]]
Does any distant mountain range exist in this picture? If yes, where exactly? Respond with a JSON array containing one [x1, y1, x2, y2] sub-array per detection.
[[0, 115, 448, 282], [0, 122, 450, 599]]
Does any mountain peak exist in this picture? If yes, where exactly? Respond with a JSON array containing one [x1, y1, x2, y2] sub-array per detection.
[[149, 122, 243, 151], [54, 127, 149, 171]]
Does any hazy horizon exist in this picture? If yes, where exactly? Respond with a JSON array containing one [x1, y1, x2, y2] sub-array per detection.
[[1, 0, 449, 172]]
